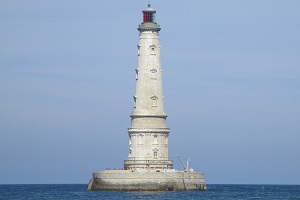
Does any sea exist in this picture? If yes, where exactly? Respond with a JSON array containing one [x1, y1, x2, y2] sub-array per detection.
[[0, 184, 299, 200]]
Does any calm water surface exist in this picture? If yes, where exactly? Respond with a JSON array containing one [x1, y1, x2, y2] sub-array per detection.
[[0, 184, 300, 200]]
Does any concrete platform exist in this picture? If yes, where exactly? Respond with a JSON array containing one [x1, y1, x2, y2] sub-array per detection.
[[87, 170, 207, 191]]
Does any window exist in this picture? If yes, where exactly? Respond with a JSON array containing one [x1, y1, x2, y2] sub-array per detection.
[[149, 45, 156, 55], [154, 135, 158, 144], [129, 149, 132, 157], [137, 45, 141, 56], [135, 69, 139, 80], [143, 12, 154, 22], [153, 148, 159, 158], [165, 136, 168, 147], [150, 68, 157, 79], [133, 96, 137, 108], [151, 96, 158, 107], [138, 134, 143, 145]]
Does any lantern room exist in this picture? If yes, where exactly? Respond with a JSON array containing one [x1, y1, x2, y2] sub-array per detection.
[[138, 4, 160, 32], [143, 4, 156, 23]]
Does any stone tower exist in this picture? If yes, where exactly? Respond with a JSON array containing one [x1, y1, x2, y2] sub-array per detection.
[[124, 4, 173, 172], [87, 5, 207, 190]]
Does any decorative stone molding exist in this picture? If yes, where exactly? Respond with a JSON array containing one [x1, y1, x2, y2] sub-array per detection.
[[128, 128, 170, 134]]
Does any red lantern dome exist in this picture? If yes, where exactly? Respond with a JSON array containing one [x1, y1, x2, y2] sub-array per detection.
[[143, 4, 156, 22], [138, 4, 161, 32]]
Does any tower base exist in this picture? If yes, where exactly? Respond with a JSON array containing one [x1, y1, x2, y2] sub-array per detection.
[[87, 170, 207, 191]]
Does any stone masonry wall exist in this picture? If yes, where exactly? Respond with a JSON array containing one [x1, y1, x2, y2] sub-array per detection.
[[87, 170, 207, 191]]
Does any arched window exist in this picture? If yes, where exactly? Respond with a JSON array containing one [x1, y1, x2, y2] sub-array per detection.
[[154, 134, 158, 144], [150, 68, 157, 79], [150, 96, 158, 107], [149, 45, 156, 55]]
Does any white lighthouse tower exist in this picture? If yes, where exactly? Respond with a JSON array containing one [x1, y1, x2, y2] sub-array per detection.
[[87, 5, 207, 191], [124, 4, 173, 172]]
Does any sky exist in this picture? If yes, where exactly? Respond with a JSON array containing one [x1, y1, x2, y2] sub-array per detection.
[[0, 0, 299, 185]]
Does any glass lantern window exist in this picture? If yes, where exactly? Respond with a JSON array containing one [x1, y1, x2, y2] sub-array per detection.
[[143, 12, 155, 22], [152, 13, 156, 22]]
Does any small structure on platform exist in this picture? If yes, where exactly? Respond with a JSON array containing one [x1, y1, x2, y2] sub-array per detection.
[[87, 4, 207, 191]]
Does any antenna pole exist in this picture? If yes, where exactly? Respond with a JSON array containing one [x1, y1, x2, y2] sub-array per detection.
[[177, 154, 186, 171]]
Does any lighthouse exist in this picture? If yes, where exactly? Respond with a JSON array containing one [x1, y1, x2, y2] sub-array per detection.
[[124, 4, 173, 172], [87, 4, 207, 191]]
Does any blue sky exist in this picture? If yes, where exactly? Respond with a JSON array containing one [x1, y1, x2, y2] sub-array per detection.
[[1, 0, 299, 184]]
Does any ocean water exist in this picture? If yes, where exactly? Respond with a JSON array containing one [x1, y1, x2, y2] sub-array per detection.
[[0, 184, 299, 200]]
